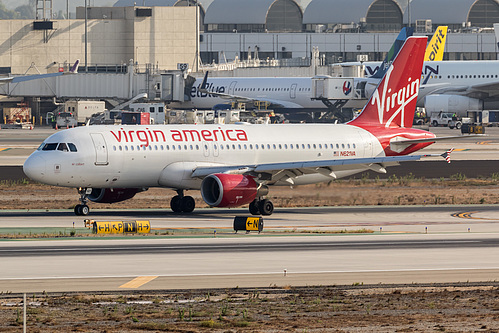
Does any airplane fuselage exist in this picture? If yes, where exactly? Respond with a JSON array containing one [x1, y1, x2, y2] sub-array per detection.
[[23, 123, 432, 191]]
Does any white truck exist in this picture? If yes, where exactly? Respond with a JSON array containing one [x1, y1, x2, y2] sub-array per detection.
[[64, 101, 106, 126], [129, 103, 166, 124], [430, 112, 462, 129]]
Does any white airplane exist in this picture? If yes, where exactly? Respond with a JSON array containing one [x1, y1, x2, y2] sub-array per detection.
[[0, 60, 79, 84], [176, 28, 416, 114], [23, 37, 455, 216]]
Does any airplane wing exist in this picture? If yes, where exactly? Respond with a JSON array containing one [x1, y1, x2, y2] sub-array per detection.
[[191, 152, 450, 183], [198, 71, 304, 109], [9, 60, 79, 84]]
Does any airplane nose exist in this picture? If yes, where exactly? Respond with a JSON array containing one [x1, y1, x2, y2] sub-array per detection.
[[23, 154, 46, 182]]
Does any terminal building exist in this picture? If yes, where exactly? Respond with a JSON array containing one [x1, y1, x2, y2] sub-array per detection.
[[0, 0, 499, 121]]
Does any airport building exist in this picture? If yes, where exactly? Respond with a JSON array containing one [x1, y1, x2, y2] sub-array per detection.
[[0, 0, 498, 76], [1, 0, 499, 123]]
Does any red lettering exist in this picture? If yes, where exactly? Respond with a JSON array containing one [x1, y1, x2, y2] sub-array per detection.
[[182, 129, 201, 141], [201, 130, 213, 141], [226, 130, 236, 141], [153, 130, 166, 142], [236, 130, 248, 141], [219, 127, 226, 141], [136, 130, 149, 147], [171, 130, 183, 141], [110, 131, 122, 142]]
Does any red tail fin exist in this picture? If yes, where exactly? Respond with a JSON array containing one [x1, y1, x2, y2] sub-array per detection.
[[348, 36, 427, 128]]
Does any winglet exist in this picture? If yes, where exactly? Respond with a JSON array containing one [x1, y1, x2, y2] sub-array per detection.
[[440, 148, 454, 163], [424, 26, 447, 61], [69, 59, 79, 73]]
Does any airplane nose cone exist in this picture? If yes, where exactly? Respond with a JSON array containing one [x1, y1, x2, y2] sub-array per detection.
[[23, 154, 46, 182]]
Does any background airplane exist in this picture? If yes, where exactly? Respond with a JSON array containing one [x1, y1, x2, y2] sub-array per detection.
[[23, 36, 455, 216], [174, 28, 416, 117], [0, 60, 79, 84]]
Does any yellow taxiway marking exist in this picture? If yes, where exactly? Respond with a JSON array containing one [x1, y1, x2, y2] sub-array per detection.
[[451, 211, 499, 221], [0, 148, 11, 152], [476, 141, 493, 145], [119, 276, 158, 289]]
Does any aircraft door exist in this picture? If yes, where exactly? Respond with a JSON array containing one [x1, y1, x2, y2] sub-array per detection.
[[213, 143, 219, 157], [358, 130, 373, 157], [228, 81, 237, 95], [202, 142, 210, 157], [90, 133, 109, 165], [290, 84, 297, 99]]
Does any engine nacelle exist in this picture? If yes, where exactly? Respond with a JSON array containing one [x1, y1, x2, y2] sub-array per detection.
[[88, 188, 144, 203], [424, 95, 482, 116], [201, 174, 262, 208]]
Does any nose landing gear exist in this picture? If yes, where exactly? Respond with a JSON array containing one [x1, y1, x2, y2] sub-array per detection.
[[74, 187, 91, 216]]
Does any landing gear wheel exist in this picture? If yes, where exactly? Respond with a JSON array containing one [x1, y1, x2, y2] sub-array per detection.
[[249, 200, 260, 215], [170, 195, 182, 213], [74, 204, 90, 216], [180, 196, 195, 213], [258, 199, 274, 216], [80, 205, 89, 215]]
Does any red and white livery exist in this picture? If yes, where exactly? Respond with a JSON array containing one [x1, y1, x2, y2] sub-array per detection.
[[23, 37, 451, 216]]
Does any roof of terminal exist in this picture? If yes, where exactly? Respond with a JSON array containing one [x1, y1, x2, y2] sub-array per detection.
[[403, 0, 476, 24], [204, 0, 278, 24], [303, 0, 374, 24]]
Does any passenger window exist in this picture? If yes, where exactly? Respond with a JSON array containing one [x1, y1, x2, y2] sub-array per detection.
[[119, 146, 123, 151], [131, 146, 134, 151], [125, 146, 128, 151], [112, 146, 116, 151], [42, 143, 58, 151], [342, 144, 345, 149], [68, 143, 77, 152]]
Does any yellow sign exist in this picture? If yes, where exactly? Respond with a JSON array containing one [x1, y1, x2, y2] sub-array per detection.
[[92, 221, 150, 234], [245, 217, 261, 231]]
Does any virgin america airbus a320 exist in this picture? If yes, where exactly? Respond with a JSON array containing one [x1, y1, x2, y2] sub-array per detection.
[[24, 37, 456, 216]]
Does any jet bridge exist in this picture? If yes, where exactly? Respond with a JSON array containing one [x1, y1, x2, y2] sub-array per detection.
[[312, 77, 367, 122], [0, 70, 186, 104]]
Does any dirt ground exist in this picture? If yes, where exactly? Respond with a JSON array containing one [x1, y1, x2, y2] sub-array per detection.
[[1, 176, 499, 210], [0, 284, 498, 332]]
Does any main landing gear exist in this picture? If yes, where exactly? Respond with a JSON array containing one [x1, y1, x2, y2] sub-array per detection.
[[249, 198, 274, 216], [170, 189, 195, 213], [74, 187, 90, 216]]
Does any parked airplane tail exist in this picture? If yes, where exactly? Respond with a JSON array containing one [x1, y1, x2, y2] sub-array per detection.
[[69, 59, 79, 74], [370, 27, 413, 79], [424, 26, 447, 61], [348, 36, 427, 129]]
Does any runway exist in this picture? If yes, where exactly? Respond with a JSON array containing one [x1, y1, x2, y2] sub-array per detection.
[[0, 205, 499, 293]]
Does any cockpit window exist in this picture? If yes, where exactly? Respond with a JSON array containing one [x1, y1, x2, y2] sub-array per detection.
[[42, 143, 58, 151], [57, 143, 69, 152], [68, 143, 77, 152]]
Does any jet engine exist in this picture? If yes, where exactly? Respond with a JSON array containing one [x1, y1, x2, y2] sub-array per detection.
[[88, 188, 145, 203], [424, 95, 482, 116], [201, 174, 267, 208]]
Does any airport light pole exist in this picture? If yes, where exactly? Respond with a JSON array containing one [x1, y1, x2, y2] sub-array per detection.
[[85, 0, 88, 72]]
